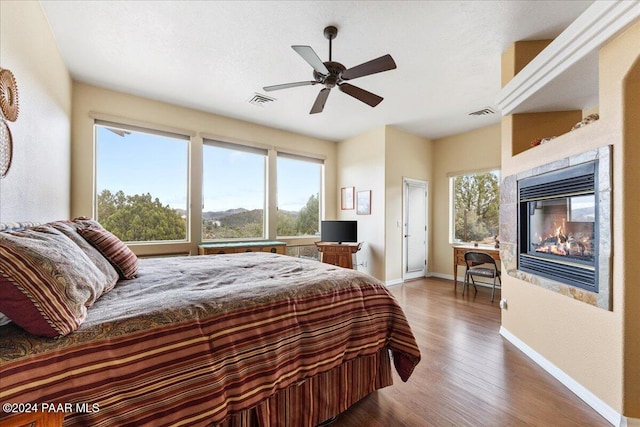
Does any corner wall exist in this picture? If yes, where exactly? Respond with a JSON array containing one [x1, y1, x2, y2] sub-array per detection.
[[0, 1, 72, 223], [431, 124, 501, 279], [336, 126, 386, 280], [384, 127, 433, 283]]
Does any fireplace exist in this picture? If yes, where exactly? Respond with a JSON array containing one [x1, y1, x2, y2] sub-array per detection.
[[518, 161, 599, 292]]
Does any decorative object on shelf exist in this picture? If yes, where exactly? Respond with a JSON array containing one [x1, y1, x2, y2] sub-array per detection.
[[571, 113, 599, 131], [356, 190, 371, 215], [0, 68, 19, 122], [341, 186, 354, 210], [530, 136, 557, 147], [0, 119, 12, 178]]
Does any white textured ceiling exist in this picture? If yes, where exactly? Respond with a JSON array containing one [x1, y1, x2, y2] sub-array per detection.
[[40, 0, 594, 142]]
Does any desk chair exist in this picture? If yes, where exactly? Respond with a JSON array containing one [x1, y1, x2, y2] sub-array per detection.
[[463, 251, 501, 302]]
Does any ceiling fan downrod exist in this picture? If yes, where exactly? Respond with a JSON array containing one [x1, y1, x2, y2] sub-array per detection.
[[324, 26, 338, 62]]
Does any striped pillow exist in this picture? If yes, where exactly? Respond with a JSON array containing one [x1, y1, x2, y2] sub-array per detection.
[[0, 225, 113, 337], [49, 221, 119, 294], [78, 226, 138, 279]]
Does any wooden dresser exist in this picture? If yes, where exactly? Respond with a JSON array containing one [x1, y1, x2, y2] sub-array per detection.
[[198, 241, 286, 255], [315, 242, 362, 269]]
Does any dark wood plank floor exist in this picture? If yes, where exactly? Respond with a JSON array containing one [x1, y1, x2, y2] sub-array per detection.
[[331, 277, 610, 427]]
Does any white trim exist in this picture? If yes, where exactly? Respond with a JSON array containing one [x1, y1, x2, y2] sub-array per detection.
[[429, 272, 455, 281], [200, 132, 272, 151], [496, 1, 640, 115], [274, 146, 326, 162], [499, 326, 639, 427], [89, 111, 196, 137], [402, 177, 429, 281], [622, 417, 640, 427], [385, 278, 404, 287], [446, 165, 501, 178]]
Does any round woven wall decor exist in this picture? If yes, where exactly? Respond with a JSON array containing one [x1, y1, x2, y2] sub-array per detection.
[[0, 68, 19, 122], [0, 119, 12, 178]]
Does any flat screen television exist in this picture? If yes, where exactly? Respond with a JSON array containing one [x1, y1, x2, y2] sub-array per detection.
[[320, 220, 358, 244]]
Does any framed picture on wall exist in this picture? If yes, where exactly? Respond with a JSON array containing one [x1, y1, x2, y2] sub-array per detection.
[[356, 190, 371, 215], [341, 187, 354, 210]]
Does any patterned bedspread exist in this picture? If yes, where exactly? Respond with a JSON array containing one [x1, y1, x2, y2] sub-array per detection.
[[0, 253, 420, 426]]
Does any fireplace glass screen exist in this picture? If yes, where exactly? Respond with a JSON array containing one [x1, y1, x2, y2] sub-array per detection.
[[528, 195, 595, 264]]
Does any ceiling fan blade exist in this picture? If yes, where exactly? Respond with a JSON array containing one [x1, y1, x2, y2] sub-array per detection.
[[339, 83, 383, 107], [292, 45, 330, 75], [341, 54, 397, 81], [263, 81, 317, 92], [310, 88, 331, 114]]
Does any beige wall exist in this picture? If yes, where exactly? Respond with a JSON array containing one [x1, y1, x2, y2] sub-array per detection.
[[71, 83, 337, 256], [623, 55, 640, 419], [384, 127, 433, 282], [0, 1, 72, 223], [336, 126, 386, 280], [431, 124, 501, 278], [336, 126, 432, 283], [501, 21, 640, 417]]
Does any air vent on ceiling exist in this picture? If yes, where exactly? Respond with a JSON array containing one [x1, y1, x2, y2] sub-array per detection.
[[468, 107, 495, 116], [248, 93, 276, 107]]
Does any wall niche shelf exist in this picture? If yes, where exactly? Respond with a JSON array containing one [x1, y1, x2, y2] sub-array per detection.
[[496, 1, 640, 116], [497, 1, 639, 156]]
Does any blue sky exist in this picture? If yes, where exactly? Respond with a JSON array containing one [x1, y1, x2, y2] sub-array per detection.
[[96, 126, 320, 212]]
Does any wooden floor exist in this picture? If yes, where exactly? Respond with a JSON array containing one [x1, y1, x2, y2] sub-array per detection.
[[331, 277, 610, 427]]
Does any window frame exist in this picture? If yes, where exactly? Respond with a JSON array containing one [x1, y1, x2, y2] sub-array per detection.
[[201, 138, 269, 242], [275, 151, 324, 240], [448, 167, 500, 245], [93, 119, 191, 244], [90, 117, 327, 253]]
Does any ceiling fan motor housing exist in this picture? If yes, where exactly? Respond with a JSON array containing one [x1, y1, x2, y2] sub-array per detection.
[[314, 61, 346, 88]]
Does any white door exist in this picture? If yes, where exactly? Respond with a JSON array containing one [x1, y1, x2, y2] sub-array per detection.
[[403, 178, 428, 280]]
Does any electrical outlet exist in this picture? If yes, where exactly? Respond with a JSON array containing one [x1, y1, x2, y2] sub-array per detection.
[[499, 299, 508, 310]]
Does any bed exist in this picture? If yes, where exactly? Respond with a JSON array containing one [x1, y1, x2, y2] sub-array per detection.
[[0, 220, 420, 426]]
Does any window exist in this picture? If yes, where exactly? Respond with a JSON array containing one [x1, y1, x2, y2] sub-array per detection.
[[202, 140, 267, 240], [94, 121, 189, 242], [450, 169, 500, 244], [276, 153, 322, 238]]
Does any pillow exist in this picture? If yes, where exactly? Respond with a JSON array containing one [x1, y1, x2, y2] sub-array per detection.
[[48, 221, 119, 294], [0, 225, 113, 337], [78, 226, 138, 279], [72, 216, 104, 229]]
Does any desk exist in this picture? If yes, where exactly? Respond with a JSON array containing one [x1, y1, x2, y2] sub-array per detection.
[[315, 242, 362, 269], [453, 245, 501, 290]]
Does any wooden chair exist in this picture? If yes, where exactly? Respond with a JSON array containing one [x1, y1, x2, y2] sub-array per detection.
[[463, 251, 501, 302]]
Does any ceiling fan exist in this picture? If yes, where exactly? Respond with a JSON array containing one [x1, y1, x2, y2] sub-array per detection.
[[263, 26, 397, 114]]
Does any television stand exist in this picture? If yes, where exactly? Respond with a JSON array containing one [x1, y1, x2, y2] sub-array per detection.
[[315, 242, 362, 269]]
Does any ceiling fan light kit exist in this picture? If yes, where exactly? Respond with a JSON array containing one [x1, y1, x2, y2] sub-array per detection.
[[263, 26, 396, 114]]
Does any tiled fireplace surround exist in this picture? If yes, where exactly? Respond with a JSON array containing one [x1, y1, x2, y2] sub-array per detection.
[[499, 146, 612, 310]]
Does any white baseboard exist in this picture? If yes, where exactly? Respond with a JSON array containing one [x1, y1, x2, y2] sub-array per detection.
[[384, 278, 404, 287], [500, 326, 639, 427]]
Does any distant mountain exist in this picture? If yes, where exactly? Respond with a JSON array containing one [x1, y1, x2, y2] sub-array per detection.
[[218, 209, 264, 227], [203, 208, 248, 220], [175, 208, 249, 219]]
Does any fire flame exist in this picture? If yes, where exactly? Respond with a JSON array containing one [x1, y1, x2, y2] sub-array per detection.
[[533, 219, 591, 258]]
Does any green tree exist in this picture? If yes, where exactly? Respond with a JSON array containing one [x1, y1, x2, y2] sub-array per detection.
[[97, 190, 186, 241], [454, 173, 499, 243], [295, 194, 319, 235], [276, 211, 297, 236]]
